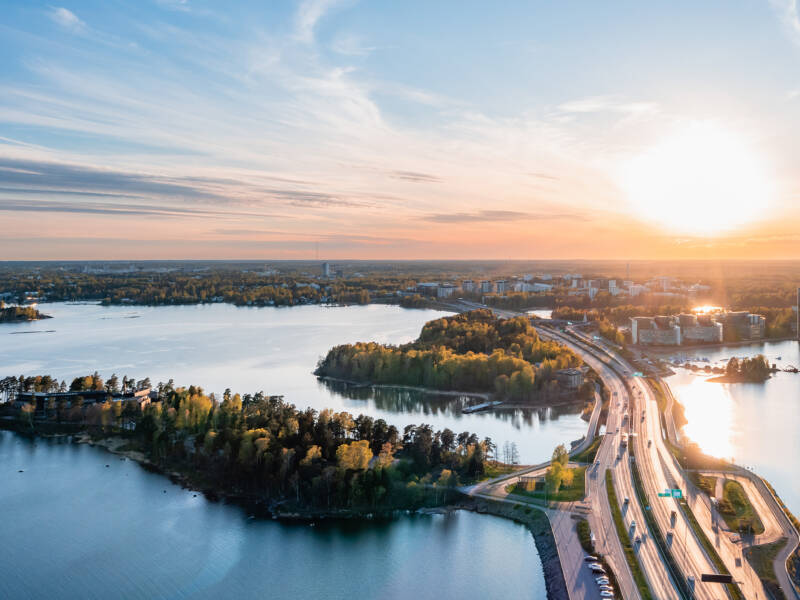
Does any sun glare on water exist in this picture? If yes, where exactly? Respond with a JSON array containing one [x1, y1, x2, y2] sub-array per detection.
[[621, 122, 773, 235]]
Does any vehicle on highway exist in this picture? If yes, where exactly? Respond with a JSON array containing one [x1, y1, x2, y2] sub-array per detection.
[[599, 592, 615, 599], [588, 563, 605, 573], [670, 510, 677, 526], [647, 439, 652, 448], [623, 496, 629, 505], [599, 585, 614, 592], [666, 531, 673, 542], [583, 555, 598, 562], [630, 520, 636, 531], [595, 577, 610, 586], [635, 535, 641, 544]]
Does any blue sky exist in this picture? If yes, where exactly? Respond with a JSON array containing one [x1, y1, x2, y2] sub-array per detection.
[[2, 0, 800, 259]]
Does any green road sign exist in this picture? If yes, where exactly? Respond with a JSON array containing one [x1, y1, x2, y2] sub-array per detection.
[[659, 489, 683, 498]]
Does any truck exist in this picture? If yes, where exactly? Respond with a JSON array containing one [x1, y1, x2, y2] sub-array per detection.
[[620, 433, 628, 448]]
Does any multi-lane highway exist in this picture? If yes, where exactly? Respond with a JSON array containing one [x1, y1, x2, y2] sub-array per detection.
[[456, 301, 799, 600]]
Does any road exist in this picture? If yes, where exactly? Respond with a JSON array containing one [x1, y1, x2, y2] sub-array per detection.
[[453, 302, 798, 599]]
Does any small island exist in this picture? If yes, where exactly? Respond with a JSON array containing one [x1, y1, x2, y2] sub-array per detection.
[[0, 303, 51, 323], [706, 355, 772, 383], [315, 309, 592, 401]]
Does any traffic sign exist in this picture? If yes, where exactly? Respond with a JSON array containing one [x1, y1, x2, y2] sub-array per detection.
[[658, 489, 683, 498]]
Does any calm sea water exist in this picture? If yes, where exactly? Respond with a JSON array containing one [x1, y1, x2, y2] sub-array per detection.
[[664, 339, 800, 514], [0, 430, 546, 600], [1, 302, 587, 464]]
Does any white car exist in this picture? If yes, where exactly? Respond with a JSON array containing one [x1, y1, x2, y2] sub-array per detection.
[[589, 563, 605, 573], [595, 577, 610, 585], [583, 555, 598, 562], [600, 592, 615, 599]]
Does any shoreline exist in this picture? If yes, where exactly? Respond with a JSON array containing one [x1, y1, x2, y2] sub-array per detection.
[[641, 336, 796, 354], [317, 375, 492, 401]]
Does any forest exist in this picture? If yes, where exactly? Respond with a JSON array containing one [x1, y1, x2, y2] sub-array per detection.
[[315, 310, 583, 400], [4, 373, 502, 513], [0, 303, 50, 322]]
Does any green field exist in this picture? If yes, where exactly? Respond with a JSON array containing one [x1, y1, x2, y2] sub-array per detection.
[[719, 479, 765, 535], [506, 466, 587, 502]]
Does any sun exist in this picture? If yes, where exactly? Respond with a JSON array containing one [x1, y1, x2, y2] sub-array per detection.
[[620, 122, 773, 235]]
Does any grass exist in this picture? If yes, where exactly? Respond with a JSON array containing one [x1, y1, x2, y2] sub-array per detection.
[[606, 470, 653, 600], [675, 497, 745, 600], [744, 538, 788, 600], [572, 436, 602, 464], [761, 478, 800, 594], [506, 466, 587, 502], [718, 479, 765, 535], [689, 472, 717, 497]]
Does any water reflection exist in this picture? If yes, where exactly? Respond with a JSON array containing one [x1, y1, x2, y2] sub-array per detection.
[[320, 378, 585, 433], [666, 339, 800, 515]]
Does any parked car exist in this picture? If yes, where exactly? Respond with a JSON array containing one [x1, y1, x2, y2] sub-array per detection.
[[589, 563, 605, 573], [583, 555, 598, 562]]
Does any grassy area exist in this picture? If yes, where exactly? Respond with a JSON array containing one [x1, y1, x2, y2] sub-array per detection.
[[577, 518, 593, 553], [675, 497, 745, 600], [605, 470, 654, 600], [572, 436, 602, 464], [689, 472, 717, 497], [719, 479, 765, 535], [482, 462, 518, 480], [761, 478, 800, 594], [506, 466, 587, 502], [744, 538, 788, 600]]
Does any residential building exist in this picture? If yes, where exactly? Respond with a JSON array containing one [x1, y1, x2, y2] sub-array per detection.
[[678, 313, 723, 343], [437, 283, 457, 298], [630, 316, 681, 345], [480, 280, 493, 294], [416, 282, 440, 296], [462, 279, 475, 293], [495, 280, 507, 294], [321, 262, 331, 277], [716, 311, 766, 340], [556, 368, 584, 389]]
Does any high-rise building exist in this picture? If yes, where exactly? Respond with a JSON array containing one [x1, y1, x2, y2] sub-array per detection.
[[321, 262, 331, 277]]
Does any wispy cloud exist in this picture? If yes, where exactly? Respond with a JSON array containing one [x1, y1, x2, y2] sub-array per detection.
[[557, 95, 659, 116], [294, 0, 344, 43], [47, 7, 85, 32], [420, 210, 585, 224], [389, 170, 441, 183], [771, 0, 800, 45]]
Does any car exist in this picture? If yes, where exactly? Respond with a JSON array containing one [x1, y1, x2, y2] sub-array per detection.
[[595, 577, 610, 585], [635, 535, 641, 544], [583, 555, 598, 562], [589, 563, 605, 573], [630, 520, 636, 530], [600, 592, 615, 599], [599, 585, 614, 591], [623, 497, 629, 505]]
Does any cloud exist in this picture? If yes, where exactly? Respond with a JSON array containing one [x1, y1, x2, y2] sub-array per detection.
[[557, 96, 658, 116], [294, 0, 344, 43], [771, 0, 800, 45], [390, 170, 441, 183], [331, 33, 374, 56], [48, 7, 85, 32], [0, 199, 281, 219], [420, 210, 585, 224]]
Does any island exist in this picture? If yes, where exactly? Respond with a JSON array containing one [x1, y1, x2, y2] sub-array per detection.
[[315, 309, 592, 401], [0, 303, 50, 323], [706, 355, 772, 383]]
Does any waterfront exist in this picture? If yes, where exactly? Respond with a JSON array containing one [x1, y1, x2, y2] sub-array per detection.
[[0, 302, 587, 464], [666, 339, 800, 515], [0, 430, 547, 599]]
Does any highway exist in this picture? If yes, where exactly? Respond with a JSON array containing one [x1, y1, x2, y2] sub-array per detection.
[[455, 301, 799, 599]]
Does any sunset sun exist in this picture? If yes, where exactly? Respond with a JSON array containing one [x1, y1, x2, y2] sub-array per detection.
[[621, 122, 773, 236]]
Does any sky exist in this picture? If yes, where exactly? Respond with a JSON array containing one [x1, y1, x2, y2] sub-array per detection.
[[2, 0, 800, 260]]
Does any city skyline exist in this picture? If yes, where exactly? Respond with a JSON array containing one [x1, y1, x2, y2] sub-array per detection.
[[2, 1, 800, 260]]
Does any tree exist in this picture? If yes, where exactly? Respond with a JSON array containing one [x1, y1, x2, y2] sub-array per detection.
[[336, 440, 373, 471], [545, 462, 563, 495], [561, 467, 575, 488], [552, 443, 569, 467]]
